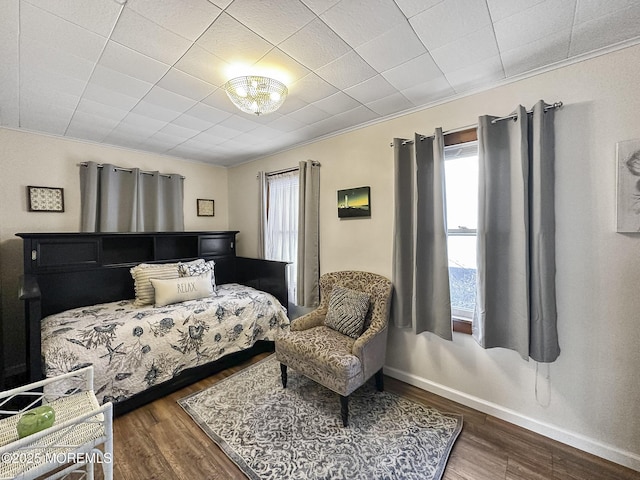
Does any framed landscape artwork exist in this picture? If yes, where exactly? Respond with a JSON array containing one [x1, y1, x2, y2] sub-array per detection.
[[616, 139, 640, 232], [337, 186, 371, 218]]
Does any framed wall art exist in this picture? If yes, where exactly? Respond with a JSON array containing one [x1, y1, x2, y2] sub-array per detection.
[[337, 186, 371, 218], [27, 186, 64, 212], [197, 198, 215, 217], [616, 139, 640, 232]]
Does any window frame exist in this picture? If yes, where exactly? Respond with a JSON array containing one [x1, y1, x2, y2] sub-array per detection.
[[444, 128, 478, 335]]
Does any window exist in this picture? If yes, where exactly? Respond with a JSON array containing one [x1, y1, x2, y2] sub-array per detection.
[[265, 170, 299, 304], [444, 135, 479, 325]]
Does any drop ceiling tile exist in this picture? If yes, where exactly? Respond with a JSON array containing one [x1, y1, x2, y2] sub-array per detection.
[[65, 121, 112, 143], [265, 114, 306, 132], [290, 73, 339, 104], [198, 13, 273, 65], [501, 29, 571, 77], [83, 82, 144, 110], [400, 75, 454, 104], [126, 0, 222, 41], [110, 7, 192, 65], [270, 96, 309, 115], [327, 104, 378, 128], [76, 98, 129, 122], [24, 0, 122, 37], [146, 131, 185, 148], [569, 4, 640, 56], [98, 41, 170, 84], [312, 91, 361, 115], [445, 55, 505, 93], [253, 48, 310, 86], [410, 0, 491, 51], [158, 122, 200, 139], [20, 104, 74, 135], [68, 110, 121, 132], [485, 0, 546, 23], [20, 63, 87, 99], [219, 114, 262, 133], [20, 35, 96, 83], [130, 100, 183, 123], [174, 45, 230, 86], [287, 104, 332, 124], [394, 0, 443, 18], [355, 22, 427, 72], [382, 53, 443, 91], [320, 0, 406, 48], [202, 123, 244, 140], [20, 2, 107, 62], [119, 111, 168, 131], [493, 0, 575, 53], [573, 0, 635, 24], [171, 113, 215, 132], [201, 88, 241, 113], [208, 0, 233, 8], [430, 26, 499, 74], [315, 50, 377, 90], [366, 92, 413, 116], [279, 18, 351, 70], [344, 75, 397, 104], [142, 86, 196, 112], [225, 0, 315, 45], [300, 0, 341, 15], [0, 0, 18, 126], [240, 125, 282, 142], [89, 64, 153, 99], [20, 81, 79, 112], [157, 69, 217, 101], [185, 103, 233, 124]]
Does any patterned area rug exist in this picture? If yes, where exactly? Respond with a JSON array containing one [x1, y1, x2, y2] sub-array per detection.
[[179, 355, 463, 480]]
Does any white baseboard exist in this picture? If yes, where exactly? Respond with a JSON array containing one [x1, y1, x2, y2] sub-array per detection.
[[383, 365, 640, 473]]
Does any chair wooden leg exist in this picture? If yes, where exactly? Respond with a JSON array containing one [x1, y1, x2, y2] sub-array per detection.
[[340, 395, 349, 427], [375, 368, 384, 392], [280, 363, 287, 388]]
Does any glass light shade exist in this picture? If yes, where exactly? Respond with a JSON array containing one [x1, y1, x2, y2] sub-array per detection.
[[223, 76, 288, 116]]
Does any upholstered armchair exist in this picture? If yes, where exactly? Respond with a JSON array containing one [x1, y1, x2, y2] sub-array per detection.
[[275, 271, 393, 426]]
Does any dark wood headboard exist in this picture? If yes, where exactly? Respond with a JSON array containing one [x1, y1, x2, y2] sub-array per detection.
[[16, 231, 288, 382]]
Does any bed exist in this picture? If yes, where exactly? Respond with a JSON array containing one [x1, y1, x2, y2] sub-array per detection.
[[17, 231, 289, 415]]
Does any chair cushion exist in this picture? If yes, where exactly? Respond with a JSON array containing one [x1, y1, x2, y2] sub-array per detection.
[[324, 285, 370, 339], [276, 326, 362, 381]]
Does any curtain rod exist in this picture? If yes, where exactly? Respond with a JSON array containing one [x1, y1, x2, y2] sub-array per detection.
[[79, 162, 185, 179], [491, 101, 563, 124], [257, 161, 321, 178], [390, 101, 563, 146]]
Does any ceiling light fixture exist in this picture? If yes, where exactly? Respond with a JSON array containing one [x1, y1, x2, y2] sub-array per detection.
[[223, 75, 288, 116]]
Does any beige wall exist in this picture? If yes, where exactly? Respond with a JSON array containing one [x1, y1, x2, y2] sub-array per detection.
[[228, 45, 640, 470], [0, 128, 229, 372]]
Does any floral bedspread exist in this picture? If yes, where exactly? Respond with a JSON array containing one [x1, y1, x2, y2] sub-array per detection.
[[41, 283, 289, 405]]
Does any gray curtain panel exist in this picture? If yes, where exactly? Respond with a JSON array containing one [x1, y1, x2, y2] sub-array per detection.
[[257, 171, 267, 259], [80, 162, 184, 232], [473, 101, 560, 362], [391, 138, 414, 329], [296, 160, 320, 307], [414, 130, 453, 339], [391, 133, 452, 339]]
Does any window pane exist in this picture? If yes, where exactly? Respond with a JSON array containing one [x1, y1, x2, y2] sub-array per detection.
[[444, 153, 478, 231], [448, 235, 477, 314]]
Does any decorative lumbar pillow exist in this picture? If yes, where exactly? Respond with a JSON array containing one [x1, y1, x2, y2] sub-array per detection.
[[130, 262, 181, 306], [324, 285, 371, 339], [150, 271, 213, 307], [17, 405, 56, 439], [179, 259, 216, 292]]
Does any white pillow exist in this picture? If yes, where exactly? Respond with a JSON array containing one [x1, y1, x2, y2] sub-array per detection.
[[130, 263, 180, 306], [150, 271, 213, 307]]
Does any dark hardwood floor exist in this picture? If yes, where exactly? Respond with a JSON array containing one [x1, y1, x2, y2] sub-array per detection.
[[109, 353, 639, 480]]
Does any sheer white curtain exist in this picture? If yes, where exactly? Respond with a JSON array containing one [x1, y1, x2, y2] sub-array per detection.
[[266, 170, 299, 303]]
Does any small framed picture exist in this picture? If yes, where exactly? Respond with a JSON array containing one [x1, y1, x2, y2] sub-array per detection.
[[197, 198, 215, 217], [337, 186, 371, 218], [27, 186, 64, 212], [616, 139, 640, 232]]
